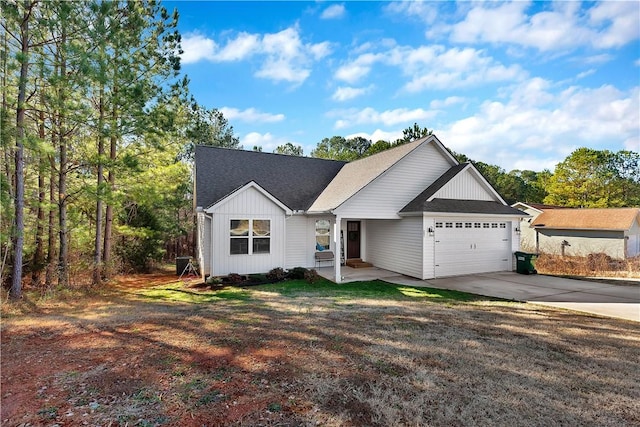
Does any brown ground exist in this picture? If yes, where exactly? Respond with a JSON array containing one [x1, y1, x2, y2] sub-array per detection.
[[2, 271, 639, 426]]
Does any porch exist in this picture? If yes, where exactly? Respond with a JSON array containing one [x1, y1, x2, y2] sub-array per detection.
[[316, 265, 416, 284]]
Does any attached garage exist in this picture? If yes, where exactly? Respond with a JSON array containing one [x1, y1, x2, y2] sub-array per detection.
[[432, 218, 512, 277]]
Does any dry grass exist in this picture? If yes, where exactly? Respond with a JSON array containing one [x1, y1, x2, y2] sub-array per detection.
[[535, 253, 640, 279], [2, 273, 639, 426]]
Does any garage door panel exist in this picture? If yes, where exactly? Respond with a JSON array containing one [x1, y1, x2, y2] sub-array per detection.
[[434, 219, 511, 277]]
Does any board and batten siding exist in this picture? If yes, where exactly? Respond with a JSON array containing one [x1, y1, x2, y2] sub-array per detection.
[[210, 186, 286, 275], [196, 212, 211, 277], [335, 143, 453, 219], [536, 229, 626, 259], [432, 169, 495, 201], [284, 215, 309, 269], [366, 217, 423, 279]]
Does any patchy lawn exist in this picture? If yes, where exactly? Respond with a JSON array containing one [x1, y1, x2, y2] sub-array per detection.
[[2, 272, 639, 426]]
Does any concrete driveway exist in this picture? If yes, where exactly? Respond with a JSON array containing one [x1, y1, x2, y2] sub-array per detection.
[[384, 271, 640, 322]]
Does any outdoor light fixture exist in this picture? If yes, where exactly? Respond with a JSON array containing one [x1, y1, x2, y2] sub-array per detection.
[[428, 227, 434, 236], [514, 226, 521, 234]]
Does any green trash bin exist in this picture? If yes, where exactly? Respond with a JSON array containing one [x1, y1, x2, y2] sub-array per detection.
[[515, 251, 537, 275]]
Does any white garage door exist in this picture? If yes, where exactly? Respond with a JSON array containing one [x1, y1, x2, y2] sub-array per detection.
[[434, 219, 511, 277]]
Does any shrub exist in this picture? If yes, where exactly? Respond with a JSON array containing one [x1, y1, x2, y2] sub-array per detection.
[[225, 273, 244, 284], [266, 267, 287, 282], [287, 267, 308, 280], [304, 268, 319, 284], [206, 276, 223, 286]]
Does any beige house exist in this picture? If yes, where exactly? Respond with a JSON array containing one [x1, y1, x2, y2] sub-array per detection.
[[513, 203, 640, 259]]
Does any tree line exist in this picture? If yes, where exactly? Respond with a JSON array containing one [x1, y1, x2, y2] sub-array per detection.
[[2, 1, 638, 301], [271, 124, 639, 209]]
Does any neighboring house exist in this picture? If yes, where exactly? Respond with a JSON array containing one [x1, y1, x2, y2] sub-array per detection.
[[511, 202, 566, 252], [528, 208, 640, 259], [195, 135, 526, 282]]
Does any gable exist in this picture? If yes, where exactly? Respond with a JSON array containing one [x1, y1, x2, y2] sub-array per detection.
[[401, 163, 516, 214], [206, 182, 291, 215], [195, 146, 345, 211], [308, 134, 457, 214]]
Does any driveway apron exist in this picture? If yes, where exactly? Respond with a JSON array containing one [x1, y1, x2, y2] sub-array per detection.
[[382, 271, 640, 322]]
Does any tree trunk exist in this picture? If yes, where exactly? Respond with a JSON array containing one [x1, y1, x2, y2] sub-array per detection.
[[45, 154, 57, 287], [10, 0, 33, 300], [92, 85, 105, 286], [102, 83, 117, 276], [57, 30, 69, 287], [32, 94, 47, 286]]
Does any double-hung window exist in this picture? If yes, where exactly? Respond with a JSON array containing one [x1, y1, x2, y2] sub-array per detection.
[[230, 219, 270, 255], [315, 220, 330, 251]]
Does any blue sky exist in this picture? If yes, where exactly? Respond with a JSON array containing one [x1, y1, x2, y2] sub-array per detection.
[[167, 1, 639, 171]]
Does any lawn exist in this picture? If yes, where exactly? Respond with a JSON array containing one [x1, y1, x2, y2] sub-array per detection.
[[2, 271, 639, 426]]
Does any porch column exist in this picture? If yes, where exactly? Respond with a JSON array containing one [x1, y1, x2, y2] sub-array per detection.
[[334, 215, 341, 283]]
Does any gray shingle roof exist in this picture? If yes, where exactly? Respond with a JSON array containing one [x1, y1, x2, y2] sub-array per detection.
[[195, 146, 346, 210], [406, 198, 528, 215]]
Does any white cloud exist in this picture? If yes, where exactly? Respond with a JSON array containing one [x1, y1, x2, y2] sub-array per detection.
[[242, 132, 289, 152], [334, 44, 526, 91], [180, 27, 331, 84], [219, 107, 285, 123], [438, 80, 640, 171], [331, 85, 373, 102], [329, 107, 437, 129], [321, 4, 346, 20], [385, 1, 438, 25], [346, 129, 404, 143], [181, 33, 217, 64], [215, 32, 260, 61], [430, 96, 466, 109], [439, 1, 639, 52]]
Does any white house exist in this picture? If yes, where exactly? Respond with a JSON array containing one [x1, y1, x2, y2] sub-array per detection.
[[195, 135, 526, 282]]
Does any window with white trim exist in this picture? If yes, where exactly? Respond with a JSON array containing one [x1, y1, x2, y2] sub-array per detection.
[[315, 219, 330, 251], [230, 219, 270, 255]]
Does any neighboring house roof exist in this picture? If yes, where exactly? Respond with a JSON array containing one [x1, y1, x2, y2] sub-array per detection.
[[512, 202, 567, 213], [308, 135, 457, 212], [406, 199, 530, 215], [531, 208, 640, 231], [194, 145, 346, 210]]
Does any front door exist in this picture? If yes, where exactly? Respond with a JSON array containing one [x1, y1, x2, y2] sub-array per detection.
[[347, 221, 361, 259]]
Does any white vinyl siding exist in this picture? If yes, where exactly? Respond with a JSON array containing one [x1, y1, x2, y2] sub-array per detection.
[[335, 143, 452, 219], [196, 212, 211, 277], [366, 217, 423, 279], [210, 186, 286, 276], [432, 169, 495, 201], [284, 215, 309, 268], [432, 217, 512, 277]]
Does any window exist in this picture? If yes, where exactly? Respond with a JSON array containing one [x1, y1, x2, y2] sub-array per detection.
[[445, 222, 453, 228], [315, 219, 330, 251], [230, 219, 270, 255], [465, 222, 472, 228], [474, 222, 481, 228], [491, 223, 498, 228], [500, 223, 506, 228], [435, 222, 443, 228], [483, 223, 490, 228], [455, 222, 463, 228]]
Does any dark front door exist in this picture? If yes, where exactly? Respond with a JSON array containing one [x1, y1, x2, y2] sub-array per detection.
[[347, 221, 361, 259]]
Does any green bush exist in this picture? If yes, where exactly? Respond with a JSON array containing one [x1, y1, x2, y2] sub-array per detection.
[[266, 267, 286, 282], [287, 267, 308, 280]]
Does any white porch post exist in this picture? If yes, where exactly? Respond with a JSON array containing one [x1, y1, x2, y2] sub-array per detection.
[[334, 215, 341, 283]]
